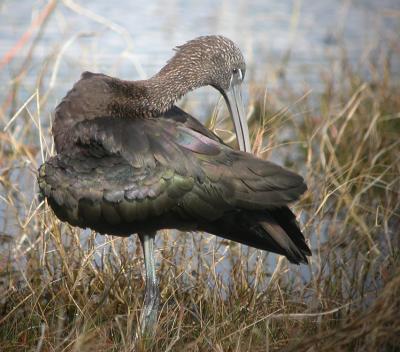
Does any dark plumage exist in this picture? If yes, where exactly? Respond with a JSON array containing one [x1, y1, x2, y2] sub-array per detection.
[[40, 106, 309, 263], [40, 35, 310, 264], [38, 35, 310, 336]]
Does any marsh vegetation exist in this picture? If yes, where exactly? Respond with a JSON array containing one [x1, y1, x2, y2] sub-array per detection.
[[0, 1, 399, 351]]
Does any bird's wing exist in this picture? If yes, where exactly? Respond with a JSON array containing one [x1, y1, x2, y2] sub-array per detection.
[[39, 113, 306, 234], [73, 113, 305, 208], [163, 105, 224, 144]]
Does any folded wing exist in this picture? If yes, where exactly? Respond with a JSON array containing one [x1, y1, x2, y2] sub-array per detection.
[[39, 109, 309, 263]]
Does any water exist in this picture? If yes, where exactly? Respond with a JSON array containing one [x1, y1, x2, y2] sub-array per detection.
[[1, 0, 399, 120]]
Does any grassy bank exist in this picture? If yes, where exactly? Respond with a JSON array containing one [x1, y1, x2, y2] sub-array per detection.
[[1, 58, 399, 351]]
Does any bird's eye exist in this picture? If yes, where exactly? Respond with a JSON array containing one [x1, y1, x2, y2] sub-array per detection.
[[229, 68, 243, 87]]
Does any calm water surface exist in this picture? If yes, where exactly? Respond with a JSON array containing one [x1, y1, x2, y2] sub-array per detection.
[[1, 0, 399, 115]]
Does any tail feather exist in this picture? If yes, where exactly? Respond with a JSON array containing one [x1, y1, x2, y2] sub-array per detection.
[[202, 207, 311, 264], [268, 207, 311, 257]]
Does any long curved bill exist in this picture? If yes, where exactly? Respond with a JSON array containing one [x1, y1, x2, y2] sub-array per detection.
[[223, 84, 251, 153]]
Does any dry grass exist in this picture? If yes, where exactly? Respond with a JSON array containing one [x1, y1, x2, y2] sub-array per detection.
[[1, 3, 400, 352]]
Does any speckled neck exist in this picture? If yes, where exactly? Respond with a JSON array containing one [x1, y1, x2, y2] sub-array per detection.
[[102, 54, 208, 119], [143, 56, 207, 115]]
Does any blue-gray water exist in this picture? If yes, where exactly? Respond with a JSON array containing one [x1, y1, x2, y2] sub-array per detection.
[[1, 0, 399, 119]]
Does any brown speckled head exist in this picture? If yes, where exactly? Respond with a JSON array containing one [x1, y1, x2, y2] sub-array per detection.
[[159, 35, 246, 92]]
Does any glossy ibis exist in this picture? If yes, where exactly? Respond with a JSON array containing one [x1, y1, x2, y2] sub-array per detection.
[[38, 35, 310, 337]]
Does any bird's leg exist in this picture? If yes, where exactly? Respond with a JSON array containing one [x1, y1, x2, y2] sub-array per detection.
[[138, 232, 160, 338]]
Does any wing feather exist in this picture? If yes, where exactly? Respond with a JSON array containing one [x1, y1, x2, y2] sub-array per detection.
[[40, 110, 306, 232]]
